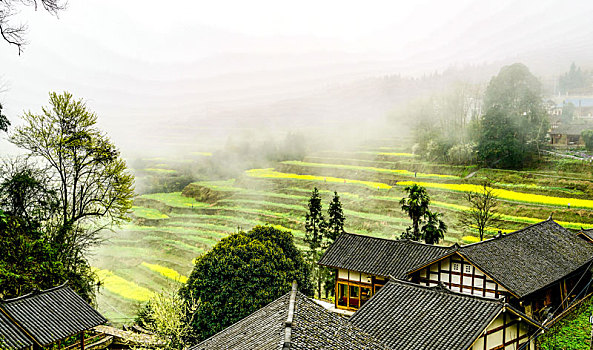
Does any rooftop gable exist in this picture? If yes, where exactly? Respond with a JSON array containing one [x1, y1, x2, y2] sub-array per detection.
[[410, 219, 593, 298], [191, 283, 390, 350], [459, 219, 593, 298], [318, 232, 452, 279], [350, 279, 527, 350], [1, 284, 107, 346]]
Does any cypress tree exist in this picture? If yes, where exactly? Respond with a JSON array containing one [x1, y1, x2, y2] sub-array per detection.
[[326, 191, 345, 243]]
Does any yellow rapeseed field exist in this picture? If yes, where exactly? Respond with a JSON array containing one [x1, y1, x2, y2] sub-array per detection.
[[94, 268, 153, 302], [282, 161, 457, 179], [141, 262, 188, 283], [399, 181, 593, 210], [377, 152, 414, 157], [245, 168, 392, 189]]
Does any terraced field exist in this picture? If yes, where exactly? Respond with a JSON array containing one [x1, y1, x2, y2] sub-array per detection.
[[91, 143, 593, 324]]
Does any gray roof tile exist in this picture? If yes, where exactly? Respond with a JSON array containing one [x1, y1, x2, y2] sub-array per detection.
[[0, 311, 32, 350], [191, 289, 390, 350], [350, 279, 505, 350], [318, 232, 452, 279], [457, 219, 593, 298], [1, 284, 106, 346]]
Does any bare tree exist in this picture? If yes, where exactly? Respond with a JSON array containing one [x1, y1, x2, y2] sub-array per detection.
[[460, 180, 500, 241], [1, 0, 66, 54]]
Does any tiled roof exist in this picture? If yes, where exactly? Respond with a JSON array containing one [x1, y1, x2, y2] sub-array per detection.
[[578, 228, 593, 242], [550, 123, 593, 135], [318, 232, 453, 279], [349, 279, 505, 350], [457, 219, 593, 298], [0, 311, 33, 350], [191, 283, 390, 350], [1, 284, 107, 347]]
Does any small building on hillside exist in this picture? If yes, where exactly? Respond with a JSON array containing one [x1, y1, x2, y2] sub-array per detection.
[[317, 232, 453, 311], [350, 279, 544, 350], [0, 283, 107, 350], [190, 282, 390, 350], [549, 123, 593, 146]]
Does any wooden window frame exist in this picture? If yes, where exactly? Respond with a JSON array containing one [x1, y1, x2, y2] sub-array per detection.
[[336, 278, 373, 310]]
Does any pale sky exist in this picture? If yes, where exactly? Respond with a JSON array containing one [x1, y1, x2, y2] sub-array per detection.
[[1, 0, 592, 154]]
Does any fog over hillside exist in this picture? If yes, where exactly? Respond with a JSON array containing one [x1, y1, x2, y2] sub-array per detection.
[[1, 0, 593, 157]]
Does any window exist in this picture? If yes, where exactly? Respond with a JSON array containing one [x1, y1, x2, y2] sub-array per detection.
[[452, 263, 460, 271], [374, 284, 383, 294], [360, 286, 372, 307], [349, 285, 360, 308], [337, 283, 348, 307], [465, 265, 472, 273]]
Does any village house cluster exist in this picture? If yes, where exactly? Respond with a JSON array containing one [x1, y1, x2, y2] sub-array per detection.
[[194, 218, 593, 350], [2, 218, 593, 349]]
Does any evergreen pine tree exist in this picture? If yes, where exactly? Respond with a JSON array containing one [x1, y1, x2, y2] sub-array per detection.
[[326, 191, 345, 243], [304, 187, 325, 250], [304, 187, 326, 298], [322, 191, 346, 297]]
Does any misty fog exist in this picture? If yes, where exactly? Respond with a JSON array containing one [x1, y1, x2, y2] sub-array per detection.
[[1, 0, 592, 161]]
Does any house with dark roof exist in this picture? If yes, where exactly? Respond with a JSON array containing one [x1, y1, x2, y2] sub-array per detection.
[[350, 279, 544, 350], [320, 219, 593, 322], [0, 283, 107, 350], [549, 122, 593, 146], [317, 232, 453, 310], [408, 219, 593, 321], [190, 282, 390, 350]]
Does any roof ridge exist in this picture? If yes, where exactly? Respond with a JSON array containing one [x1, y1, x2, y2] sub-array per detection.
[[459, 218, 559, 249], [282, 281, 298, 350], [342, 231, 451, 248], [386, 278, 504, 304], [1, 281, 69, 303]]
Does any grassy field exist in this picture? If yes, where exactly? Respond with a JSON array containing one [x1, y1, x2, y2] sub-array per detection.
[[90, 142, 593, 325]]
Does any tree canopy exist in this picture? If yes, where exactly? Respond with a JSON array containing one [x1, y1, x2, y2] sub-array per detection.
[[2, 91, 134, 301], [478, 63, 548, 169], [400, 184, 447, 244], [10, 92, 134, 259], [180, 225, 312, 343], [0, 209, 65, 299]]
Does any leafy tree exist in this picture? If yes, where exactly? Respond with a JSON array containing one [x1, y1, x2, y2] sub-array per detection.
[[10, 92, 134, 263], [477, 63, 548, 169], [400, 184, 447, 244], [400, 184, 431, 240], [559, 62, 591, 95], [421, 211, 447, 245], [0, 103, 9, 132], [0, 158, 57, 227], [460, 181, 500, 241], [582, 130, 593, 152], [0, 210, 66, 299], [7, 92, 133, 301], [180, 225, 312, 343], [1, 0, 65, 54], [476, 106, 523, 169], [136, 287, 199, 350]]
